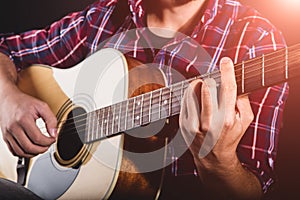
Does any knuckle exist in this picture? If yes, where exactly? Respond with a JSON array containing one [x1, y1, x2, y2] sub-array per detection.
[[6, 122, 15, 133], [223, 119, 234, 130], [246, 111, 254, 124], [200, 123, 209, 133], [30, 133, 42, 144], [15, 111, 28, 124], [39, 102, 49, 111], [24, 145, 35, 154], [223, 84, 237, 91], [14, 148, 24, 157]]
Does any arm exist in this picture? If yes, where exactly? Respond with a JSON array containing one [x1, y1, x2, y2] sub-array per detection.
[[0, 0, 117, 157], [179, 57, 261, 199], [0, 1, 117, 71], [0, 53, 57, 157]]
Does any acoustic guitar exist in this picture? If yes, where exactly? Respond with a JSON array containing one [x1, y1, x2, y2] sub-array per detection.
[[0, 45, 299, 199]]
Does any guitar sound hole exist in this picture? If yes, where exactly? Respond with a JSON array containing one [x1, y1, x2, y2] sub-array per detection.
[[57, 107, 87, 162]]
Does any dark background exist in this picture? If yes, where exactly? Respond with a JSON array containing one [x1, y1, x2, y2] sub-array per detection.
[[0, 0, 299, 199]]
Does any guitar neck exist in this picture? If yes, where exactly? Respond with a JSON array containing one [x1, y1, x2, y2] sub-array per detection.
[[235, 45, 300, 95], [84, 44, 300, 144]]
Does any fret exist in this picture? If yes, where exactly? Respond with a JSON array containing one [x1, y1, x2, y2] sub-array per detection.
[[111, 104, 116, 134], [102, 107, 108, 137], [149, 91, 153, 123], [161, 88, 170, 119], [265, 50, 287, 87], [126, 98, 134, 130], [132, 97, 136, 128], [96, 109, 101, 140], [158, 88, 162, 119], [171, 83, 183, 115], [100, 108, 104, 138], [90, 112, 96, 142], [180, 81, 184, 99], [140, 94, 144, 125], [107, 106, 111, 136], [117, 102, 122, 133], [242, 61, 245, 93], [119, 101, 127, 132], [108, 106, 114, 136], [151, 89, 160, 121], [94, 112, 99, 140], [124, 99, 129, 131], [133, 95, 143, 127], [262, 54, 265, 86], [285, 48, 289, 79], [168, 85, 172, 117], [142, 92, 151, 125], [91, 111, 96, 142]]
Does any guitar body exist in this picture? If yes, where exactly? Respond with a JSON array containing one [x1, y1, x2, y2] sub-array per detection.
[[0, 48, 169, 199]]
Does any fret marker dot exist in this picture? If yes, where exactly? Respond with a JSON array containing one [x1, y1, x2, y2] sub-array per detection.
[[104, 119, 107, 123], [137, 101, 141, 106], [164, 100, 168, 105], [115, 116, 118, 119], [135, 116, 140, 120]]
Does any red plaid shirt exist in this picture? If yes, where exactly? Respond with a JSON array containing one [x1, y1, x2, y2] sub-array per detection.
[[0, 0, 288, 194]]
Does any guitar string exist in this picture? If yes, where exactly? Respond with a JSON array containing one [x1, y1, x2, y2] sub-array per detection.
[[39, 57, 300, 141], [43, 72, 296, 143], [236, 51, 300, 82], [233, 44, 299, 80], [54, 49, 298, 131], [36, 47, 300, 139], [49, 46, 300, 130], [56, 48, 300, 125], [38, 51, 300, 140]]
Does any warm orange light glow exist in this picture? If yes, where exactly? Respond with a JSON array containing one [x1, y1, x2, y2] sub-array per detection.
[[275, 0, 300, 10], [284, 0, 300, 5]]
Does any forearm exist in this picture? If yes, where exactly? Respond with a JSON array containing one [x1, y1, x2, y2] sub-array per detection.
[[0, 53, 18, 94], [195, 153, 262, 200]]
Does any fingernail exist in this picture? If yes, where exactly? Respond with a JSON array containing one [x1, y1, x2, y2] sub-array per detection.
[[220, 57, 231, 64], [50, 128, 57, 137]]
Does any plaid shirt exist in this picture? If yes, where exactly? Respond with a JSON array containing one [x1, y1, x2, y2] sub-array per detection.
[[0, 0, 288, 194]]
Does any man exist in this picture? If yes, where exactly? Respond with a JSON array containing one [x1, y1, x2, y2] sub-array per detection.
[[0, 0, 288, 199]]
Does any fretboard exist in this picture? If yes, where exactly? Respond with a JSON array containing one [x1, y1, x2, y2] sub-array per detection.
[[84, 44, 300, 144]]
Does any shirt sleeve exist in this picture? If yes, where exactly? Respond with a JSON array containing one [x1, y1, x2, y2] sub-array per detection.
[[0, 0, 117, 71], [237, 28, 289, 194]]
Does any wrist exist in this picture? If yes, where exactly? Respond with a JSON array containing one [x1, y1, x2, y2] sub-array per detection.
[[194, 151, 240, 179], [0, 81, 19, 96]]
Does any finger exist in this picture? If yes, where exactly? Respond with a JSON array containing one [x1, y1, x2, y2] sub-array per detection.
[[9, 125, 49, 155], [236, 95, 254, 130], [4, 131, 36, 158], [219, 57, 237, 124], [180, 82, 189, 122], [36, 102, 58, 138], [179, 80, 201, 147], [179, 79, 202, 140], [201, 78, 218, 132], [185, 79, 202, 131], [21, 116, 56, 147]]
